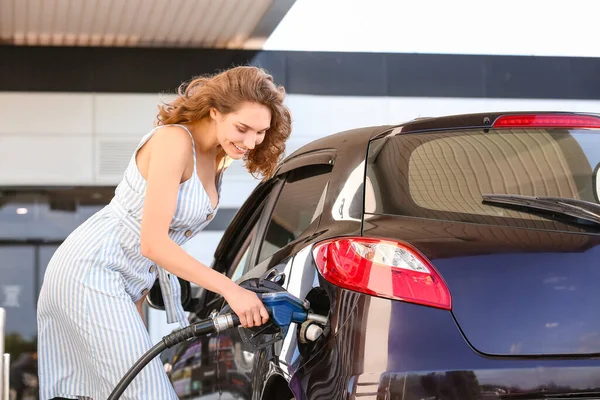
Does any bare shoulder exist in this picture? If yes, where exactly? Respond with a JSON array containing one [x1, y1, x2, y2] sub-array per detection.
[[137, 125, 193, 181], [146, 125, 192, 157]]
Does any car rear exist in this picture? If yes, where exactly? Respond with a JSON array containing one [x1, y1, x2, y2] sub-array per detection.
[[310, 113, 600, 398]]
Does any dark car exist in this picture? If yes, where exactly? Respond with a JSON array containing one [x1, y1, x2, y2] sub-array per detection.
[[150, 111, 600, 400]]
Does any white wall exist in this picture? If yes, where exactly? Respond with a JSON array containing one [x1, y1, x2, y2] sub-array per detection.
[[3, 91, 600, 193]]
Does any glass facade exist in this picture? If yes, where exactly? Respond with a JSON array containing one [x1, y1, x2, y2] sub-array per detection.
[[0, 187, 115, 359]]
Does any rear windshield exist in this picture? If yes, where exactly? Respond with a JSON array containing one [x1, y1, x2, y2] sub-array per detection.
[[366, 128, 600, 233]]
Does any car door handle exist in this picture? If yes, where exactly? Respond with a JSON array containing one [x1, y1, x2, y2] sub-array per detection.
[[265, 269, 285, 285]]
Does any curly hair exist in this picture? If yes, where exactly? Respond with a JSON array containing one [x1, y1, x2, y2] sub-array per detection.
[[157, 66, 292, 179]]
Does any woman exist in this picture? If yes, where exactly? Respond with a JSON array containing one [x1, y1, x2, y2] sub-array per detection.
[[37, 66, 292, 399]]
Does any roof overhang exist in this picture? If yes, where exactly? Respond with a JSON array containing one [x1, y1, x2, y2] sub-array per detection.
[[0, 0, 295, 49]]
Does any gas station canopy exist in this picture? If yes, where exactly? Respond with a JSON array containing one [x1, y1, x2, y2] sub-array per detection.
[[0, 0, 295, 49]]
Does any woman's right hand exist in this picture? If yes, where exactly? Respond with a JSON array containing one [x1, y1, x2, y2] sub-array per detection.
[[224, 285, 270, 328]]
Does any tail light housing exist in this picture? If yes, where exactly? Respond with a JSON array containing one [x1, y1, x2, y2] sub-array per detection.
[[493, 114, 600, 129], [312, 237, 451, 310]]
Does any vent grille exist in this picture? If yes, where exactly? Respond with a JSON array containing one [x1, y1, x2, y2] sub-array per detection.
[[96, 139, 138, 182]]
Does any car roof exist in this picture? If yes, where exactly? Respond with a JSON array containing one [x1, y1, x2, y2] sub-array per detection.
[[373, 110, 600, 137], [277, 110, 600, 174], [283, 124, 396, 161]]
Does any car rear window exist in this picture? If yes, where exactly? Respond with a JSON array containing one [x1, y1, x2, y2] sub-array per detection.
[[365, 128, 600, 233]]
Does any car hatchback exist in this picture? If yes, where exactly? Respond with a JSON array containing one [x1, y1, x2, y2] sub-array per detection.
[[153, 112, 600, 400]]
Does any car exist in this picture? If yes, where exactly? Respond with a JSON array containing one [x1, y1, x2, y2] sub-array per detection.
[[149, 111, 600, 400]]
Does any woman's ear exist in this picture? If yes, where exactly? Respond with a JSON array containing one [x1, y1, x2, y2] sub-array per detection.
[[209, 107, 219, 120]]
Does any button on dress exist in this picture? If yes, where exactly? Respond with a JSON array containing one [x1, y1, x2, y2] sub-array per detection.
[[37, 124, 224, 399]]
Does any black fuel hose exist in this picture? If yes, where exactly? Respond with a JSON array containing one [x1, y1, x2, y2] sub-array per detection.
[[107, 314, 240, 400]]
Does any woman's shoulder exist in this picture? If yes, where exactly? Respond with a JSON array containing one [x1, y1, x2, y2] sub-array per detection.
[[150, 124, 192, 139], [134, 125, 194, 176], [145, 125, 193, 152]]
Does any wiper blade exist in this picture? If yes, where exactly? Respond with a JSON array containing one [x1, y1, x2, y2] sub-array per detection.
[[481, 194, 600, 226]]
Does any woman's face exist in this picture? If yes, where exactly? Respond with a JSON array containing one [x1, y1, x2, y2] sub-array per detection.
[[211, 102, 271, 160]]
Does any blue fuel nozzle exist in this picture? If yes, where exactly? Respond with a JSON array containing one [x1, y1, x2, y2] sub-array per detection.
[[260, 291, 310, 336]]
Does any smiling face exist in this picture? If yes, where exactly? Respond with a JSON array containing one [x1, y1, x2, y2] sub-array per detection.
[[211, 102, 271, 160]]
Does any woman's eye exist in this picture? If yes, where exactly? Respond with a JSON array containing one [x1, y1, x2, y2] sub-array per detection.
[[237, 127, 247, 133]]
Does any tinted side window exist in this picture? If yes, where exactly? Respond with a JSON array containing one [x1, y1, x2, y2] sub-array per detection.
[[228, 222, 260, 282], [258, 165, 331, 262]]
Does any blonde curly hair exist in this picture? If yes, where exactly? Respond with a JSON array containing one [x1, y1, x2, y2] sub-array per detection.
[[157, 66, 292, 179]]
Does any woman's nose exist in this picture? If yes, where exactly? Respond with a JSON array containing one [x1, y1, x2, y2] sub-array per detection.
[[243, 132, 257, 149]]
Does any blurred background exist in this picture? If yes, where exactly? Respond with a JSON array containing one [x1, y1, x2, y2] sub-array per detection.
[[1, 0, 599, 397]]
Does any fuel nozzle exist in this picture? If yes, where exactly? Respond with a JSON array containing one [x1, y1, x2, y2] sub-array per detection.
[[261, 291, 328, 344], [260, 291, 311, 336], [234, 287, 328, 351]]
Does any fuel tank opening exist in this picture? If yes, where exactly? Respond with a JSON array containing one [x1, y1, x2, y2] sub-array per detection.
[[298, 287, 331, 353], [305, 287, 331, 318]]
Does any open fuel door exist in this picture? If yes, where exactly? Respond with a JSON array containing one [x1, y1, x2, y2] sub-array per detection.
[[594, 162, 600, 203]]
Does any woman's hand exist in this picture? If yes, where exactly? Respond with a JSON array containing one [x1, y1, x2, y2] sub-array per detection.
[[223, 285, 270, 328]]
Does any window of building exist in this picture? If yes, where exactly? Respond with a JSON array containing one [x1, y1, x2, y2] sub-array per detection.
[[1, 246, 37, 353], [0, 187, 115, 359], [0, 187, 115, 240]]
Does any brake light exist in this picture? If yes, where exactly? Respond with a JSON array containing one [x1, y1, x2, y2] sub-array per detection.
[[312, 237, 451, 310], [493, 114, 600, 129]]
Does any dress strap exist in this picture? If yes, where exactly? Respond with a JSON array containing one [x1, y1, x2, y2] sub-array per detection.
[[170, 124, 196, 171]]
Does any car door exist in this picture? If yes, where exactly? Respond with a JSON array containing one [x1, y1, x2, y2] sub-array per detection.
[[164, 179, 279, 399], [210, 183, 280, 399], [213, 216, 269, 400], [155, 177, 274, 400], [218, 162, 335, 400]]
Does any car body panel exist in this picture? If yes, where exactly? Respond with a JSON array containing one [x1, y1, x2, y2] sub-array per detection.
[[361, 215, 600, 358], [290, 289, 600, 399], [217, 254, 295, 400]]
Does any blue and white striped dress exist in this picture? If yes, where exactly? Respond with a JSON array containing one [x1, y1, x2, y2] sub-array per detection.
[[37, 124, 223, 399]]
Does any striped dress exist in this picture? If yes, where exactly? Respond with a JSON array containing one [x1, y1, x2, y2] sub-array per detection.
[[37, 124, 223, 399]]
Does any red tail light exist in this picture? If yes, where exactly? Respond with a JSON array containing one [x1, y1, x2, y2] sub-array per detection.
[[312, 237, 451, 310], [493, 114, 600, 129]]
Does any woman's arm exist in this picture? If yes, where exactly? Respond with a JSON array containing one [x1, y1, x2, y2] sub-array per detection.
[[138, 127, 268, 328]]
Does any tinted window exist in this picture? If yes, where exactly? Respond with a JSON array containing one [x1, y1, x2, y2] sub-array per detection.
[[229, 223, 260, 281], [258, 165, 331, 262], [367, 128, 600, 233]]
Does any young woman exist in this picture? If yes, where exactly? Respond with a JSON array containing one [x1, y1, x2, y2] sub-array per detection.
[[37, 66, 292, 399]]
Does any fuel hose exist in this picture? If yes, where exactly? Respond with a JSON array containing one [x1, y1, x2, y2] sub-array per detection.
[[107, 314, 240, 400]]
